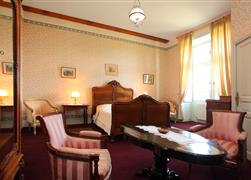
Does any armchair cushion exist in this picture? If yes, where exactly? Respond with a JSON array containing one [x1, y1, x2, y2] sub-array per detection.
[[210, 138, 238, 160], [58, 147, 112, 179], [189, 124, 206, 132], [79, 130, 102, 138], [199, 112, 241, 143], [43, 113, 67, 148], [65, 137, 101, 149]]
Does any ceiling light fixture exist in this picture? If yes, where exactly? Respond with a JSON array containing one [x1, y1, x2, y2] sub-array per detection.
[[129, 0, 146, 26]]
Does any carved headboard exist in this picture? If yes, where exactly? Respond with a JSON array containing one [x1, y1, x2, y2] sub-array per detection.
[[92, 80, 133, 115]]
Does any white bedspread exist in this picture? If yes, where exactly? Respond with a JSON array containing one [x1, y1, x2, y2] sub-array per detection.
[[93, 104, 112, 135]]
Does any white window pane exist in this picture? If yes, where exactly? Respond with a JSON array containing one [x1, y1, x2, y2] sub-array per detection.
[[184, 33, 213, 103]]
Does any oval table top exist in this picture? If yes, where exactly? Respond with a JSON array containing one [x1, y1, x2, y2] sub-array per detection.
[[122, 125, 226, 165]]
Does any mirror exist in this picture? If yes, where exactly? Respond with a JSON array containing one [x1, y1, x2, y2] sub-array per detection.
[[0, 3, 14, 162]]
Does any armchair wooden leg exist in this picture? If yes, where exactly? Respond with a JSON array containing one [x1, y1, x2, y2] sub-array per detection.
[[28, 123, 32, 132]]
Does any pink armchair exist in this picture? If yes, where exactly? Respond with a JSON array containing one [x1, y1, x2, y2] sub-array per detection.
[[37, 113, 112, 180], [190, 111, 247, 174]]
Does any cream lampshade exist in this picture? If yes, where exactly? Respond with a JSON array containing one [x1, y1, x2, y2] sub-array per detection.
[[0, 89, 8, 104], [71, 91, 80, 104]]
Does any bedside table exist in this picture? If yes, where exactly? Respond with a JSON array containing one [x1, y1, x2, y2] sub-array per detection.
[[0, 105, 14, 121], [62, 105, 88, 124]]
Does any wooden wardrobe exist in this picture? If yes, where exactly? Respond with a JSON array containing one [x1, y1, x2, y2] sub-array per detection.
[[0, 0, 23, 179]]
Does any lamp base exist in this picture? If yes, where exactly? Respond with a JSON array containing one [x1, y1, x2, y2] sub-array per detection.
[[0, 98, 4, 105]]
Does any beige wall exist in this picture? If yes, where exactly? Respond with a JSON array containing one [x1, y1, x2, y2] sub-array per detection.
[[159, 45, 179, 102], [22, 20, 161, 107], [231, 0, 251, 43], [0, 17, 13, 105]]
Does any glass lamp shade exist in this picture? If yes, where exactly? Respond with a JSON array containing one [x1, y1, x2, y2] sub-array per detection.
[[129, 6, 146, 25], [0, 89, 8, 97]]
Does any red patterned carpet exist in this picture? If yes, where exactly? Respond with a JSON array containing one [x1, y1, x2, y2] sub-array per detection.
[[21, 121, 251, 180]]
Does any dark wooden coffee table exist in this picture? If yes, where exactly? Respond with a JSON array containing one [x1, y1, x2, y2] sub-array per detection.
[[122, 125, 226, 180]]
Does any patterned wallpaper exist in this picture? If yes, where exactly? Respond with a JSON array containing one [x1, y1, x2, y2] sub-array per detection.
[[21, 20, 161, 105], [231, 0, 251, 43]]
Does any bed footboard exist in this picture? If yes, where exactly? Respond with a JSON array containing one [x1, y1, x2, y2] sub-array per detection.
[[111, 95, 170, 137]]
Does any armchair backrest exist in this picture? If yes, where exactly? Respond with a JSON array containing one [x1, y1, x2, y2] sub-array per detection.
[[167, 100, 177, 114], [38, 113, 67, 149], [24, 99, 58, 117], [200, 111, 246, 142]]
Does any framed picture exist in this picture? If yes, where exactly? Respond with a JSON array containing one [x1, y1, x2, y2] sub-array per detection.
[[2, 62, 13, 75], [61, 67, 76, 78], [143, 74, 154, 85], [105, 64, 118, 76]]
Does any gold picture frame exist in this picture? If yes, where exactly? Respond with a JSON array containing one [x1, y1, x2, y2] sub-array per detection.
[[105, 64, 118, 76], [61, 67, 76, 78], [143, 74, 154, 85]]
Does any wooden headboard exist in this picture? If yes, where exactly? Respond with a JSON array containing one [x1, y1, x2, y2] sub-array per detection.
[[92, 80, 133, 115]]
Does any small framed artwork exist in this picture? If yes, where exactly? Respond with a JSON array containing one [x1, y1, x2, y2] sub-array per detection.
[[61, 67, 76, 78], [143, 74, 154, 85], [2, 62, 13, 75], [105, 64, 118, 76]]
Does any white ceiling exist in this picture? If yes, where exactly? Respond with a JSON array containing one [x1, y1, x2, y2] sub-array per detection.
[[22, 0, 230, 41]]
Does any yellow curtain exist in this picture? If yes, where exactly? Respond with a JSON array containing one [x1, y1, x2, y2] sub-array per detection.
[[178, 33, 192, 118], [211, 15, 232, 96]]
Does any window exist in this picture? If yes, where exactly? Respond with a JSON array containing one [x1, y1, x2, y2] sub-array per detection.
[[184, 33, 218, 120]]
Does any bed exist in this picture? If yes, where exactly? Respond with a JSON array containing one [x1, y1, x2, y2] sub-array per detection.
[[92, 80, 170, 137], [92, 80, 133, 135]]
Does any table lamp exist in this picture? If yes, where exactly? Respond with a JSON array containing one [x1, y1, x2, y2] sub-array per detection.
[[0, 89, 8, 104], [71, 91, 80, 104]]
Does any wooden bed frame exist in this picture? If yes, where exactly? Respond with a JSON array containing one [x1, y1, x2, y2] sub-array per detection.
[[112, 95, 170, 136], [92, 80, 134, 116], [92, 81, 170, 137]]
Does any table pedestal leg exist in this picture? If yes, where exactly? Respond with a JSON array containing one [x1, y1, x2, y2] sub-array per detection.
[[137, 152, 179, 180]]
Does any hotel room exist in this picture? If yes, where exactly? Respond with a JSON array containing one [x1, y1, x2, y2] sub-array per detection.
[[0, 0, 251, 179]]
